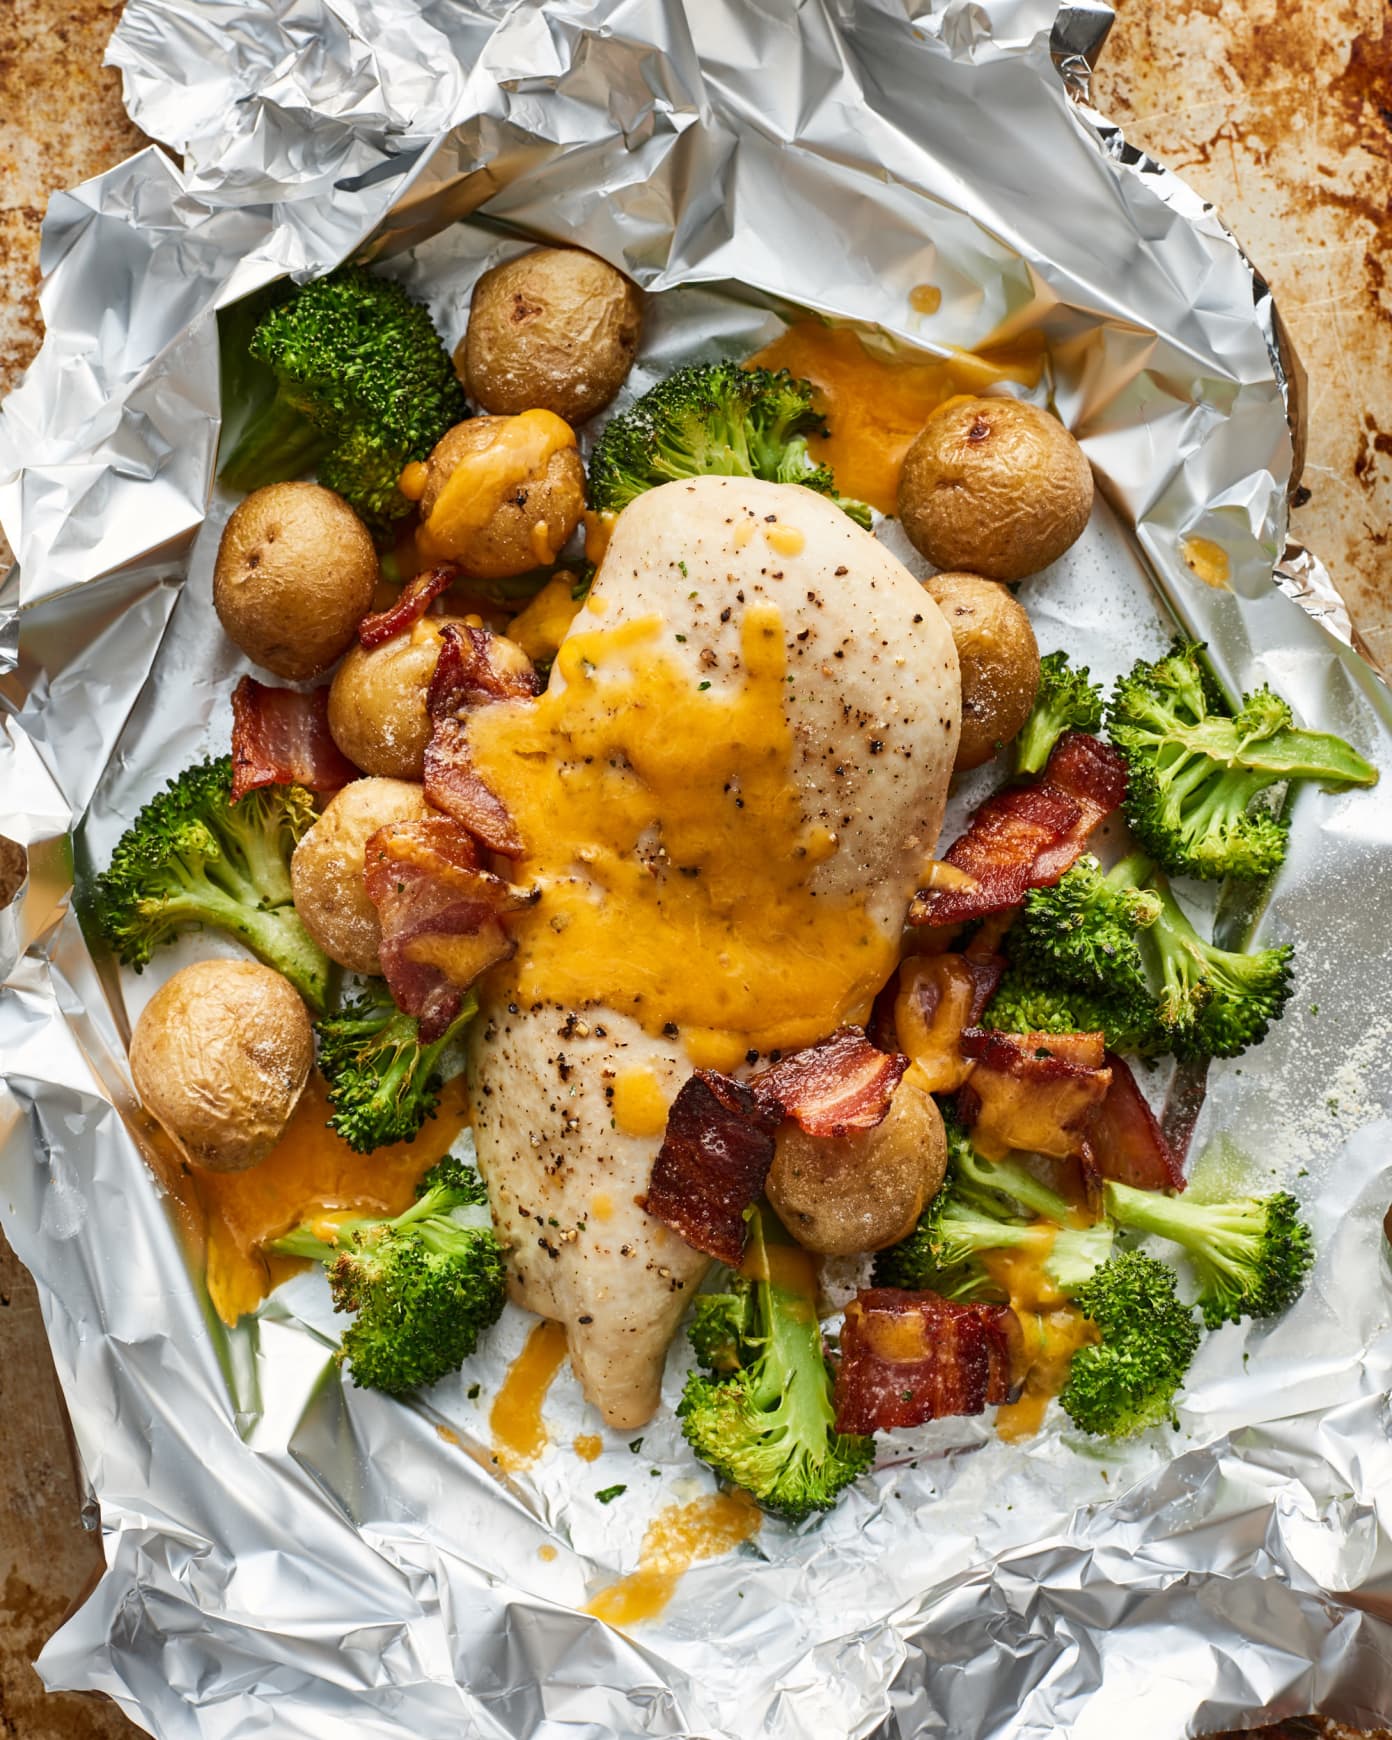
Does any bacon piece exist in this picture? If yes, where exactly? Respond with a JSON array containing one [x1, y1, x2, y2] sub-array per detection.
[[751, 1027, 907, 1138], [643, 1072, 783, 1265], [430, 622, 541, 708], [1086, 1053, 1185, 1192], [363, 816, 536, 1041], [909, 732, 1127, 926], [957, 1028, 1112, 1161], [422, 625, 539, 857], [833, 1288, 1024, 1435], [357, 565, 457, 649], [229, 676, 358, 802], [893, 953, 1004, 1093]]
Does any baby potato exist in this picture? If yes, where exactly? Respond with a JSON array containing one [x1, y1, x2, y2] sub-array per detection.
[[412, 413, 586, 579], [328, 614, 471, 780], [290, 777, 431, 974], [923, 571, 1040, 771], [460, 247, 643, 425], [130, 959, 313, 1172], [898, 397, 1093, 582], [766, 1079, 948, 1257], [213, 482, 379, 679]]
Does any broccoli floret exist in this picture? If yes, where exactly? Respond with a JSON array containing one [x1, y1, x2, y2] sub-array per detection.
[[875, 1120, 1111, 1296], [588, 362, 872, 527], [269, 1155, 505, 1392], [1103, 1179, 1313, 1328], [1013, 852, 1162, 1001], [1060, 1249, 1201, 1437], [1010, 854, 1293, 1060], [678, 1206, 874, 1521], [980, 961, 1164, 1058], [87, 756, 331, 1011], [316, 986, 478, 1153], [219, 267, 467, 536], [1142, 872, 1292, 1059], [1016, 651, 1106, 775], [1108, 641, 1377, 881]]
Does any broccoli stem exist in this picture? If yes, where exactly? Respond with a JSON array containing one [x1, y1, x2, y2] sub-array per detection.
[[270, 1223, 344, 1264], [156, 880, 331, 1011], [220, 390, 331, 493], [1163, 719, 1377, 785], [955, 1143, 1075, 1225]]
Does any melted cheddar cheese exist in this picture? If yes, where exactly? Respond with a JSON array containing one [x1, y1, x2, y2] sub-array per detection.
[[467, 605, 897, 1069], [194, 1073, 470, 1325], [584, 1491, 762, 1628], [416, 409, 576, 563], [750, 321, 1044, 513]]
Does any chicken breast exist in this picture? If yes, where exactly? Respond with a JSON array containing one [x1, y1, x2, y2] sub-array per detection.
[[468, 475, 960, 1428]]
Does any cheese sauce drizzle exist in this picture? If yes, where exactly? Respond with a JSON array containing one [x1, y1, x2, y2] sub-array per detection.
[[468, 604, 897, 1070]]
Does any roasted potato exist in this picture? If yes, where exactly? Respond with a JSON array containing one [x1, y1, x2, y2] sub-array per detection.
[[410, 413, 586, 579], [130, 959, 313, 1171], [213, 482, 379, 680], [328, 614, 469, 780], [898, 397, 1093, 582], [290, 777, 432, 974], [460, 247, 642, 425], [766, 1079, 948, 1256], [923, 571, 1040, 771]]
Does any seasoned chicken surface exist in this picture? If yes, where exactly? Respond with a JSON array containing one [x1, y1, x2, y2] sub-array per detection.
[[469, 475, 961, 1427]]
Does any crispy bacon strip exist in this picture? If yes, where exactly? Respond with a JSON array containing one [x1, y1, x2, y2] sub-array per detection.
[[430, 622, 541, 709], [422, 625, 539, 857], [833, 1288, 1024, 1435], [1087, 1053, 1185, 1192], [910, 732, 1127, 926], [751, 1027, 907, 1138], [229, 676, 358, 803], [363, 816, 535, 1041], [957, 1028, 1112, 1161], [893, 953, 1004, 1094], [643, 1072, 783, 1265], [357, 565, 457, 650]]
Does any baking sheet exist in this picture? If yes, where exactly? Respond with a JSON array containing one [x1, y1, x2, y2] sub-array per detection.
[[2, 2, 1392, 1736]]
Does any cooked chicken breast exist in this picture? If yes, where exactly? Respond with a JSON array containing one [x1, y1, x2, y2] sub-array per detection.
[[469, 475, 960, 1428]]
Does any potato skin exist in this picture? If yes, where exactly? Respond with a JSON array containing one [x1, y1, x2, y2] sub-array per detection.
[[898, 397, 1093, 582], [766, 1079, 948, 1257], [923, 572, 1040, 771], [213, 482, 379, 680], [416, 416, 586, 580], [461, 247, 642, 425], [290, 777, 432, 974], [130, 959, 313, 1172], [328, 614, 465, 780]]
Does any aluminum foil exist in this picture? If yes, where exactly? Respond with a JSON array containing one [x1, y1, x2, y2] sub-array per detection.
[[3, 2, 1392, 1735]]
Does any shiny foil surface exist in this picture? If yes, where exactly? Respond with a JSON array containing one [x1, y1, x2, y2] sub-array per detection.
[[2, 3, 1391, 1736]]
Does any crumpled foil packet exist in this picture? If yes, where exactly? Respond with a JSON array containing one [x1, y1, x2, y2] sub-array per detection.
[[3, 3, 1391, 1736]]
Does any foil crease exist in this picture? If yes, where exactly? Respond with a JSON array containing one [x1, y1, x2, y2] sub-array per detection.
[[3, 3, 1392, 1736]]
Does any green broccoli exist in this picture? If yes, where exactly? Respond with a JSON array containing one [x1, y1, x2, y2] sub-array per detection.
[[219, 267, 467, 535], [1011, 854, 1293, 1060], [1108, 641, 1377, 881], [587, 362, 872, 527], [1016, 651, 1106, 775], [87, 756, 331, 1011], [1103, 1179, 1313, 1328], [980, 961, 1165, 1058], [875, 1120, 1111, 1297], [1012, 853, 1162, 1002], [1144, 872, 1292, 1059], [1060, 1249, 1202, 1438], [316, 986, 478, 1154], [678, 1205, 875, 1521], [269, 1155, 505, 1392]]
